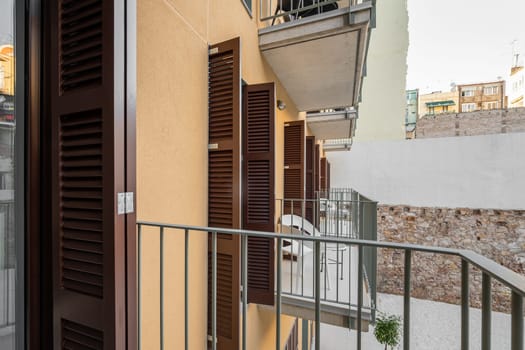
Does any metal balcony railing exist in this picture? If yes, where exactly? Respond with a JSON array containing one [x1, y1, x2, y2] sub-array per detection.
[[276, 189, 377, 317], [137, 220, 525, 350], [260, 0, 363, 26]]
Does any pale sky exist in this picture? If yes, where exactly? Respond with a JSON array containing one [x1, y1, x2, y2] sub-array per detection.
[[407, 0, 525, 94]]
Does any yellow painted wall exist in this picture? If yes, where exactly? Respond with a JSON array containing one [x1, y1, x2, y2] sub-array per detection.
[[354, 0, 408, 141], [418, 90, 459, 117], [138, 0, 303, 348]]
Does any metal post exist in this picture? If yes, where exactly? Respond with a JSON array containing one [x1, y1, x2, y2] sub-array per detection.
[[277, 237, 282, 350], [138, 224, 142, 350], [404, 249, 411, 350], [461, 260, 469, 350], [357, 245, 363, 350], [315, 240, 321, 350], [511, 291, 523, 350], [212, 232, 217, 350], [291, 200, 294, 293], [482, 273, 491, 350], [184, 229, 189, 350], [160, 227, 165, 350], [242, 234, 248, 350]]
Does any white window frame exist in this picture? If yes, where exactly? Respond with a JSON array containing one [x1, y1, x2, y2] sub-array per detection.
[[462, 89, 475, 97], [483, 86, 498, 95], [462, 103, 476, 112], [484, 101, 499, 110]]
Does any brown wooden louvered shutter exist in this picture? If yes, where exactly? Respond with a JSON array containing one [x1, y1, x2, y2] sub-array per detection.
[[48, 0, 134, 348], [327, 161, 331, 193], [320, 157, 327, 192], [315, 144, 320, 194], [242, 83, 275, 306], [208, 38, 241, 350], [284, 121, 305, 216], [305, 136, 315, 224]]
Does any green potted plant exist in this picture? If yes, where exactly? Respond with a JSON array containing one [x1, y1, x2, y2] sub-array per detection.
[[373, 313, 402, 350]]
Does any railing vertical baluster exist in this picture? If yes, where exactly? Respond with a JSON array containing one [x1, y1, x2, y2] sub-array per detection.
[[404, 249, 411, 350], [511, 291, 523, 350], [336, 200, 340, 302], [461, 260, 469, 350], [138, 224, 142, 350], [315, 240, 321, 350], [302, 200, 305, 296], [212, 232, 217, 350], [291, 200, 294, 294], [277, 237, 282, 350], [184, 229, 189, 350], [482, 273, 491, 350], [242, 234, 248, 350], [357, 244, 363, 350], [297, 199, 307, 296], [160, 226, 164, 350]]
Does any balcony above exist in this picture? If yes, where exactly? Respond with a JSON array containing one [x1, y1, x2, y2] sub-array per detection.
[[306, 108, 356, 140], [258, 2, 373, 112]]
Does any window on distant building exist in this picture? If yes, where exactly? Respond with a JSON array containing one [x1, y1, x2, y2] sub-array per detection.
[[462, 103, 476, 112], [241, 0, 252, 15], [443, 105, 449, 113], [484, 101, 499, 110], [0, 66, 4, 91], [483, 86, 498, 95], [461, 89, 475, 97], [428, 106, 435, 115]]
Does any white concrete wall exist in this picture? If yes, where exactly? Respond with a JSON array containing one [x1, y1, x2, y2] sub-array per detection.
[[354, 0, 408, 141], [327, 133, 525, 209]]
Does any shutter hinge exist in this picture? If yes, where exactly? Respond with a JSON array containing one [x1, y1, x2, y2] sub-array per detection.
[[284, 165, 290, 169], [208, 143, 219, 150], [207, 335, 218, 343], [284, 123, 290, 127], [209, 47, 219, 55], [118, 192, 134, 215]]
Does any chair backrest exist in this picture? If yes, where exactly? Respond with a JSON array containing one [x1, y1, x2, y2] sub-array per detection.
[[279, 214, 321, 236]]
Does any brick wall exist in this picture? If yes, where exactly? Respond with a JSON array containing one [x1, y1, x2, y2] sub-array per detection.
[[416, 107, 525, 139], [377, 204, 525, 312]]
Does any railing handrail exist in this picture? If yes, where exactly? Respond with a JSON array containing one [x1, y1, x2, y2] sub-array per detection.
[[137, 221, 525, 296], [276, 197, 377, 203]]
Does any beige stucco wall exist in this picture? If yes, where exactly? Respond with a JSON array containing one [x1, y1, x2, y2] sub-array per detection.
[[137, 0, 303, 348], [353, 0, 408, 141]]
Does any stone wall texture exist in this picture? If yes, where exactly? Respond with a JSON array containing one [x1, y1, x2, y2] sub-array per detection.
[[416, 107, 525, 139], [377, 205, 525, 312]]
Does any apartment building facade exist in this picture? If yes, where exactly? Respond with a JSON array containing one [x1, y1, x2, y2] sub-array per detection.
[[458, 81, 506, 113], [418, 90, 459, 117], [508, 66, 524, 108]]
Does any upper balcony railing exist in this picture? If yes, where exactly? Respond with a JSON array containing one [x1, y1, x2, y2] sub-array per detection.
[[259, 0, 364, 26], [137, 220, 525, 350]]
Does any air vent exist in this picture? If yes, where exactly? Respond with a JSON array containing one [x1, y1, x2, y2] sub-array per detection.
[[60, 0, 103, 93]]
